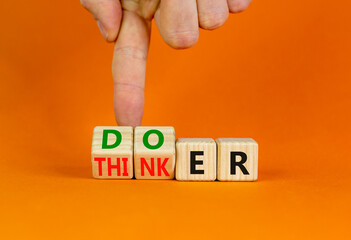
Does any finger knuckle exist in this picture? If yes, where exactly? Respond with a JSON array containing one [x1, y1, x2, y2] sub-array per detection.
[[166, 30, 199, 49], [114, 82, 145, 92], [114, 46, 148, 61], [229, 0, 251, 13], [200, 11, 228, 30]]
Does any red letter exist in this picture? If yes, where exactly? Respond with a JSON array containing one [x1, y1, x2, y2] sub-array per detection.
[[157, 158, 169, 176], [122, 158, 129, 176], [141, 158, 154, 176], [108, 158, 121, 176], [94, 157, 106, 176]]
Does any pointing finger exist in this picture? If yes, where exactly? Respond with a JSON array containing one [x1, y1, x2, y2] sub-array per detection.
[[112, 11, 151, 126]]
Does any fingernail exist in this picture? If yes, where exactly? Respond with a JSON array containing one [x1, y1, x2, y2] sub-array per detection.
[[97, 20, 108, 40]]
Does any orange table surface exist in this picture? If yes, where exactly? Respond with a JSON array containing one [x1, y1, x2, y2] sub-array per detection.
[[1, 0, 350, 239]]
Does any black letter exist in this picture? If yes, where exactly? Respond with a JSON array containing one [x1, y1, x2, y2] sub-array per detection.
[[190, 151, 204, 174], [230, 152, 249, 175]]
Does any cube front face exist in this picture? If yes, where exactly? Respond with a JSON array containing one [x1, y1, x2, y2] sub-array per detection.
[[216, 138, 258, 181], [91, 126, 134, 179], [134, 127, 175, 179], [176, 138, 216, 181]]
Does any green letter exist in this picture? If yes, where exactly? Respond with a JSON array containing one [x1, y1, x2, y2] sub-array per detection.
[[102, 129, 122, 149], [143, 130, 164, 150]]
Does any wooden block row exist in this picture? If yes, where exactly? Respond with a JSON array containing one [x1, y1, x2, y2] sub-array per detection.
[[91, 126, 258, 181]]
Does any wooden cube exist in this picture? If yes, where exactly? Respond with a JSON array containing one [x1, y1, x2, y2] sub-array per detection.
[[91, 126, 133, 179], [216, 138, 258, 181], [134, 127, 175, 179], [176, 138, 216, 181]]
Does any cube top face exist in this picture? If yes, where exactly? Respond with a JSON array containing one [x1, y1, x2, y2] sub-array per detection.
[[216, 138, 258, 181], [134, 127, 175, 155], [176, 138, 214, 144], [216, 138, 257, 145], [176, 138, 216, 181], [91, 126, 133, 179], [92, 126, 133, 155], [134, 126, 175, 179]]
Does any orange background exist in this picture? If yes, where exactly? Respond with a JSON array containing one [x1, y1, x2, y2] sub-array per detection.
[[1, 0, 350, 239]]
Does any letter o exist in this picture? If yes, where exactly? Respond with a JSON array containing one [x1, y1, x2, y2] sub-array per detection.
[[143, 130, 164, 150]]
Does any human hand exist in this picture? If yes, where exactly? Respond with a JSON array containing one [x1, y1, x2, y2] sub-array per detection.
[[81, 0, 252, 127]]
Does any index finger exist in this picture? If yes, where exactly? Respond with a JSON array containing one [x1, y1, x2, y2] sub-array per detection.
[[112, 11, 151, 127]]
